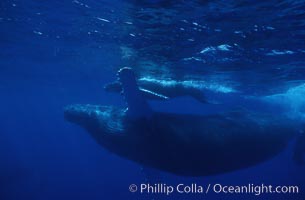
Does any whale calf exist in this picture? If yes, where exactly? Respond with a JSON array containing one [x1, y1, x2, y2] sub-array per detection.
[[104, 77, 210, 103], [65, 68, 304, 176]]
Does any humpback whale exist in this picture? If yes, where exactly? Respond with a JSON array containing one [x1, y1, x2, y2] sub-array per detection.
[[104, 77, 210, 103], [65, 68, 304, 176]]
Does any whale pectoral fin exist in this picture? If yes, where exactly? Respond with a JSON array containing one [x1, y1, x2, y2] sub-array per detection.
[[139, 88, 169, 101], [293, 132, 305, 165], [118, 67, 152, 119]]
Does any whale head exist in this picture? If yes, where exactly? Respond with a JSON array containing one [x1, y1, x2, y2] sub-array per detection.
[[64, 104, 127, 149], [64, 104, 125, 133], [64, 104, 152, 162]]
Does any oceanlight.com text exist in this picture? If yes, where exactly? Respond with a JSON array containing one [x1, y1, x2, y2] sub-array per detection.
[[129, 183, 299, 196]]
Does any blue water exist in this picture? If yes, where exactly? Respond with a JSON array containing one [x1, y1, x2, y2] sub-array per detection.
[[1, 0, 305, 199]]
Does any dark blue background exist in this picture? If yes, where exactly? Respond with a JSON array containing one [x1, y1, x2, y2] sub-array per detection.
[[1, 0, 305, 199]]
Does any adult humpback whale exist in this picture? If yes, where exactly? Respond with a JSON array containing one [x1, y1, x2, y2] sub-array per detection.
[[65, 68, 304, 176]]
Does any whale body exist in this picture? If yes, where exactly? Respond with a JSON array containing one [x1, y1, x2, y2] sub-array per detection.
[[65, 68, 304, 176], [64, 104, 303, 176]]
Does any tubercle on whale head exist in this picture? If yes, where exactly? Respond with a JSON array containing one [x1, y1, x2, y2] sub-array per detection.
[[64, 104, 126, 134], [64, 104, 146, 159]]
